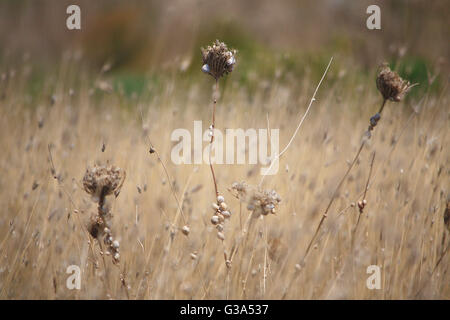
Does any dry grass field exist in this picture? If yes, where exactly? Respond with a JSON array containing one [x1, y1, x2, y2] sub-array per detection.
[[0, 53, 448, 299], [0, 0, 449, 300]]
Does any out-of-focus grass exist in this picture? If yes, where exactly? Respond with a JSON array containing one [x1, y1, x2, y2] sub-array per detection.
[[0, 56, 448, 299]]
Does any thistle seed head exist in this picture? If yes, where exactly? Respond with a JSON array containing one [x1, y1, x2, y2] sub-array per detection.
[[201, 40, 236, 80], [376, 63, 416, 102]]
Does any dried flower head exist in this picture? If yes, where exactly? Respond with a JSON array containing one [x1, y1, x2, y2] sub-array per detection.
[[201, 40, 236, 80], [376, 63, 416, 102], [83, 164, 126, 199], [231, 182, 281, 218]]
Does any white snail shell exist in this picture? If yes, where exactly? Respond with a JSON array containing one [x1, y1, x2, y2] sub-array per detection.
[[202, 64, 210, 73]]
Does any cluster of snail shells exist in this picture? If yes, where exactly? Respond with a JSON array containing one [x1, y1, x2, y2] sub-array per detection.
[[210, 195, 231, 240], [103, 227, 120, 263]]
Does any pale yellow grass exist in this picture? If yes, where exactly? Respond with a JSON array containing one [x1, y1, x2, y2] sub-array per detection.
[[0, 68, 448, 299]]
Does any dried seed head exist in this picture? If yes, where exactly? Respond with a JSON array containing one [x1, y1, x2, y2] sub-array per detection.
[[376, 63, 416, 102], [88, 221, 101, 239], [83, 164, 126, 199], [231, 181, 281, 218], [201, 40, 236, 80]]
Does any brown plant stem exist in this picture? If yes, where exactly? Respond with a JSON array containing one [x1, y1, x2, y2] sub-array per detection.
[[352, 151, 376, 248], [209, 79, 219, 197], [303, 141, 365, 261], [378, 98, 387, 114], [139, 107, 188, 225], [282, 98, 387, 299], [302, 99, 387, 262]]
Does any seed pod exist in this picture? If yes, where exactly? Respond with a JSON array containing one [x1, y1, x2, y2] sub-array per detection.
[[112, 240, 120, 249], [216, 224, 224, 232], [217, 195, 225, 203], [217, 232, 225, 241], [220, 202, 227, 210], [212, 203, 220, 211]]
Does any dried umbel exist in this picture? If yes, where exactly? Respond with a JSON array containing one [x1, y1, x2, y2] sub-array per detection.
[[376, 63, 415, 102], [201, 40, 236, 80], [83, 164, 126, 265], [231, 182, 281, 219], [83, 164, 126, 199]]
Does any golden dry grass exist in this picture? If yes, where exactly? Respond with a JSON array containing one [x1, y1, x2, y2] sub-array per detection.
[[0, 61, 448, 299]]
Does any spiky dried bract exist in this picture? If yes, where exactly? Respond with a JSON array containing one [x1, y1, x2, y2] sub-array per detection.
[[201, 40, 236, 80], [376, 63, 415, 102], [231, 182, 281, 218], [83, 164, 126, 198]]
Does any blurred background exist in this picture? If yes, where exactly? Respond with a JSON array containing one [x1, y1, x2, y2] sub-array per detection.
[[0, 0, 448, 101]]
